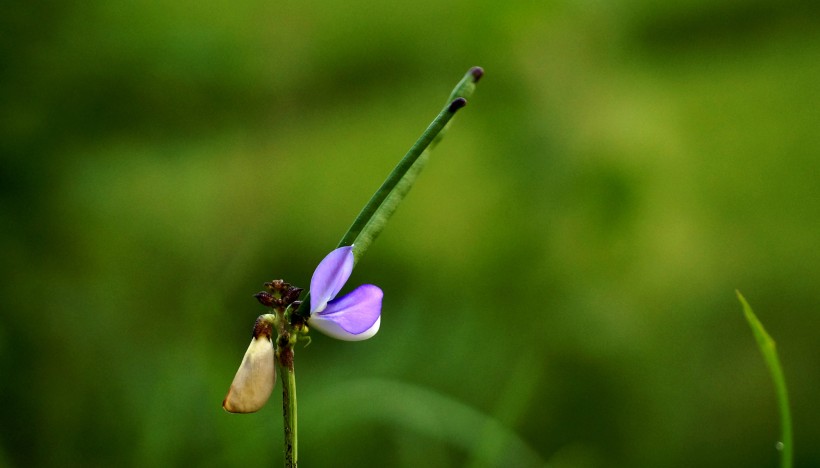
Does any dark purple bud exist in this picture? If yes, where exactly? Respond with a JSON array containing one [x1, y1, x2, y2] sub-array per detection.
[[254, 291, 276, 307], [283, 287, 303, 304]]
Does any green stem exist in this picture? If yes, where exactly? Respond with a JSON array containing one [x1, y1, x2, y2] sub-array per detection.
[[274, 301, 298, 467], [294, 67, 482, 319], [278, 358, 298, 468]]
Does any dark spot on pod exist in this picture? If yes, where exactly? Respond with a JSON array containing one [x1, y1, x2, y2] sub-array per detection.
[[448, 97, 467, 113], [470, 66, 484, 82]]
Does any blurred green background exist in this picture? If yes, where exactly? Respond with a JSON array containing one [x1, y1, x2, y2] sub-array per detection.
[[2, 0, 819, 466]]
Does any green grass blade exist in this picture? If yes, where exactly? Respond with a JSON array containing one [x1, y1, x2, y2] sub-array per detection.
[[736, 290, 793, 468], [305, 378, 547, 467]]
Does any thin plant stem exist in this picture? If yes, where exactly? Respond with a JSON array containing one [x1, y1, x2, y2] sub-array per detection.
[[275, 306, 298, 468], [278, 361, 297, 467]]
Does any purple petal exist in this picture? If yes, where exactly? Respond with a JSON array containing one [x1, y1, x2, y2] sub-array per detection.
[[310, 284, 382, 340], [310, 246, 354, 313]]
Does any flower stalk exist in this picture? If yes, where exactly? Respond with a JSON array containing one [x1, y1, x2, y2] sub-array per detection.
[[262, 280, 303, 468], [224, 67, 482, 468], [276, 329, 298, 468]]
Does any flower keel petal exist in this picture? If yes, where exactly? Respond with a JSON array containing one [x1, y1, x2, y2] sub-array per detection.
[[310, 284, 382, 340]]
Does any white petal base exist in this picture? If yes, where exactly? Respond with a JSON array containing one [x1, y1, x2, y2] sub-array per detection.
[[310, 316, 381, 341]]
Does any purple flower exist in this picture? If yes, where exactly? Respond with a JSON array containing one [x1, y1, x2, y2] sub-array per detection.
[[222, 246, 381, 413], [308, 246, 382, 341]]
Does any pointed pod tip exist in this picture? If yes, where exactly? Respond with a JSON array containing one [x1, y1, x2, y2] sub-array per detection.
[[469, 66, 484, 82], [448, 97, 468, 113], [223, 391, 258, 414], [222, 391, 241, 413]]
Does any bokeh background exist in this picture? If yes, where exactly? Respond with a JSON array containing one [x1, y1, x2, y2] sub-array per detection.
[[2, 0, 819, 466]]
